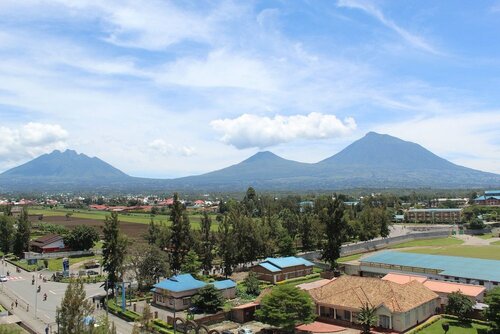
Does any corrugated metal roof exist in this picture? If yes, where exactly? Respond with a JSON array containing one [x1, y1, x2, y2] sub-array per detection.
[[212, 279, 236, 290], [259, 262, 281, 272], [263, 256, 314, 269], [408, 208, 462, 212], [361, 251, 500, 282]]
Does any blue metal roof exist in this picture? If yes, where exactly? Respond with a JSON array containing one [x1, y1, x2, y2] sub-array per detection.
[[153, 274, 237, 292], [475, 195, 500, 201], [212, 279, 236, 290], [361, 251, 500, 282], [153, 274, 207, 292], [259, 262, 281, 272], [263, 256, 314, 269], [485, 190, 500, 195]]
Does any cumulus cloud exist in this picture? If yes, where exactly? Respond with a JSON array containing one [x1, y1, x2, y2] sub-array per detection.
[[211, 112, 356, 149], [148, 139, 195, 157], [0, 122, 68, 167]]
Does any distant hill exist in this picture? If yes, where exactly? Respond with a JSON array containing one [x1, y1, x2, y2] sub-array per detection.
[[1, 133, 499, 192]]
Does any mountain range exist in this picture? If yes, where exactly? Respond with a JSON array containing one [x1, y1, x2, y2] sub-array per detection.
[[1, 132, 499, 192]]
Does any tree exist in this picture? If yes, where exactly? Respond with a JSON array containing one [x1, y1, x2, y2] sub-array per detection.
[[180, 250, 201, 275], [102, 212, 128, 295], [13, 207, 31, 257], [169, 193, 192, 272], [278, 232, 296, 257], [244, 272, 260, 296], [57, 280, 94, 334], [140, 303, 153, 331], [146, 219, 159, 245], [256, 285, 315, 332], [65, 212, 73, 221], [484, 287, 500, 330], [129, 244, 169, 290], [300, 214, 313, 252], [441, 322, 450, 334], [191, 284, 224, 314], [446, 291, 474, 322], [357, 303, 378, 334], [199, 212, 214, 274], [218, 215, 235, 277], [320, 197, 347, 269], [64, 225, 99, 251], [0, 215, 14, 254]]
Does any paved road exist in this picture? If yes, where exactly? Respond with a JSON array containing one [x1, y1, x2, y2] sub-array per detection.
[[0, 261, 133, 333]]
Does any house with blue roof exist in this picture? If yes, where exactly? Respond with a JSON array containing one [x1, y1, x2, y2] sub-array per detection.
[[151, 274, 236, 310], [251, 256, 314, 284], [475, 190, 500, 206]]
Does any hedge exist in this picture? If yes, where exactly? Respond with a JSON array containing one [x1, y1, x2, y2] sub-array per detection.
[[276, 273, 321, 285], [106, 300, 141, 322], [405, 315, 492, 334]]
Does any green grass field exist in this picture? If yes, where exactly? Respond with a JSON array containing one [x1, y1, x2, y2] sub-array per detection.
[[47, 255, 100, 271], [490, 240, 500, 246], [29, 207, 216, 230], [338, 253, 363, 263], [418, 317, 490, 334], [477, 233, 493, 239], [402, 244, 500, 260], [389, 237, 464, 249]]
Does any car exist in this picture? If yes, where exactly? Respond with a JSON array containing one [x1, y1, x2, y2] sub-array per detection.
[[221, 330, 233, 334], [238, 328, 253, 334], [0, 275, 7, 282], [188, 306, 202, 314], [87, 270, 99, 276]]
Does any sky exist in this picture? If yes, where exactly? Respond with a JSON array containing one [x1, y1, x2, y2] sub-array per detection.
[[0, 0, 500, 178]]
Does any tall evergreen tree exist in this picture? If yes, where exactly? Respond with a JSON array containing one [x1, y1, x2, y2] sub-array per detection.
[[199, 212, 214, 273], [13, 207, 31, 257], [218, 215, 235, 277], [146, 218, 159, 245], [0, 215, 14, 254], [320, 197, 347, 270], [102, 212, 128, 295], [169, 193, 192, 272], [300, 214, 313, 252], [57, 280, 94, 334]]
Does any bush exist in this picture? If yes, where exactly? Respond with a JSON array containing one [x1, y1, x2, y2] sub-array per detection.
[[106, 300, 141, 322], [276, 273, 320, 285]]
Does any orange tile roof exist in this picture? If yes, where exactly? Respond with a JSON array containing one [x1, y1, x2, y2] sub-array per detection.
[[382, 273, 485, 298], [308, 275, 438, 313], [232, 302, 259, 309], [382, 273, 428, 284], [296, 321, 347, 333], [423, 280, 485, 297]]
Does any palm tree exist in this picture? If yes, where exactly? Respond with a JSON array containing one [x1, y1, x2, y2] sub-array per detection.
[[357, 303, 378, 334]]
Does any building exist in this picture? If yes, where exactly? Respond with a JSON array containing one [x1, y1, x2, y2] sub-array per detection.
[[151, 274, 236, 311], [251, 256, 314, 284], [307, 275, 439, 332], [405, 208, 462, 223], [382, 273, 486, 307], [429, 198, 468, 208], [30, 234, 66, 253], [357, 251, 500, 290], [475, 190, 500, 206]]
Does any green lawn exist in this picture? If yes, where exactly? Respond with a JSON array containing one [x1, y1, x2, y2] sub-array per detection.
[[29, 207, 215, 230], [47, 255, 101, 271], [389, 237, 464, 249], [338, 253, 363, 263], [402, 245, 500, 260], [491, 240, 500, 246], [477, 233, 493, 239], [418, 317, 490, 334]]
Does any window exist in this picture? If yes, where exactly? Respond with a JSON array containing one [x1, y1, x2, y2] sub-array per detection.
[[183, 298, 190, 305], [479, 280, 484, 286], [344, 310, 351, 322], [169, 298, 173, 305]]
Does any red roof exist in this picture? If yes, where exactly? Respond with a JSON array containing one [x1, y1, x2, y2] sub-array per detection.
[[296, 322, 347, 333]]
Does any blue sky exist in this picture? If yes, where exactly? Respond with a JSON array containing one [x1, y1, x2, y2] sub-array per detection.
[[0, 0, 499, 177]]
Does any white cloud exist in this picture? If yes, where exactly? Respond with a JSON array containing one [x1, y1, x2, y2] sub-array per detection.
[[148, 139, 195, 157], [0, 122, 68, 168], [211, 112, 357, 149], [337, 0, 441, 55]]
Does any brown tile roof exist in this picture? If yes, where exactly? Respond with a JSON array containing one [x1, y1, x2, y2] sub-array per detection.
[[308, 275, 438, 313]]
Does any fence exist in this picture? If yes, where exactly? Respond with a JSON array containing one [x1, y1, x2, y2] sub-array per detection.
[[23, 249, 101, 260], [300, 229, 451, 262]]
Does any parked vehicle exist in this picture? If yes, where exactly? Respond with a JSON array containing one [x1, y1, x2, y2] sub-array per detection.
[[0, 275, 7, 282], [87, 270, 99, 276], [222, 330, 233, 334], [238, 328, 253, 334]]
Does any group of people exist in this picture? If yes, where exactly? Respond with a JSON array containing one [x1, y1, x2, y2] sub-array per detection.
[[32, 274, 48, 301]]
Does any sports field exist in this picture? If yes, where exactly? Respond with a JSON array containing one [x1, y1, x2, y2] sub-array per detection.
[[401, 244, 500, 260], [389, 237, 464, 249]]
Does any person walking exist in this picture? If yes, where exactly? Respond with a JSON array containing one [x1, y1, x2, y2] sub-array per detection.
[[45, 325, 49, 334], [15, 299, 18, 308]]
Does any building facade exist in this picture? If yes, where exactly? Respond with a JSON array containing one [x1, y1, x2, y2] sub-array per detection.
[[251, 257, 314, 284], [475, 190, 500, 206], [405, 208, 462, 223], [152, 274, 236, 311]]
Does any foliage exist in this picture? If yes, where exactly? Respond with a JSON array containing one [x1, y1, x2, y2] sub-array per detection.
[[218, 214, 235, 277], [13, 207, 31, 257], [320, 197, 348, 269], [484, 287, 500, 330], [140, 303, 153, 330], [199, 212, 215, 273], [180, 250, 201, 276], [0, 324, 23, 334], [57, 280, 94, 334], [128, 244, 169, 289], [169, 193, 192, 272], [357, 303, 378, 334], [244, 272, 261, 296], [64, 225, 99, 250], [446, 291, 474, 322], [191, 284, 224, 314], [102, 212, 128, 295], [256, 285, 315, 332], [0, 215, 14, 253], [468, 218, 485, 230]]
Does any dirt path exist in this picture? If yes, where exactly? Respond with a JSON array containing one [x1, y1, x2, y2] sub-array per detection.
[[455, 235, 500, 246]]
